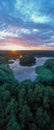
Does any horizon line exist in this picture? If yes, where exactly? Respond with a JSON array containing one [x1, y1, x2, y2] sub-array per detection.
[[0, 50, 54, 51]]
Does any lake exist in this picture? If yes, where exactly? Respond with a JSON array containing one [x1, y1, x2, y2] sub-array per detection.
[[9, 57, 52, 82]]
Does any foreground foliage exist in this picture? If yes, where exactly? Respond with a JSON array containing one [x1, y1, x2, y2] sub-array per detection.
[[0, 59, 54, 130]]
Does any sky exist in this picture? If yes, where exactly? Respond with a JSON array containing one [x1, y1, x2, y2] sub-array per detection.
[[0, 0, 54, 50]]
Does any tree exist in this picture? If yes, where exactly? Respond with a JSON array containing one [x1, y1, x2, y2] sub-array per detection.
[[19, 55, 35, 66], [20, 103, 33, 129], [35, 107, 50, 130], [36, 66, 53, 85], [6, 114, 21, 130]]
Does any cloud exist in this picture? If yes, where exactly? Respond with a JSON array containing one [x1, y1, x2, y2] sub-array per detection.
[[0, 0, 54, 50]]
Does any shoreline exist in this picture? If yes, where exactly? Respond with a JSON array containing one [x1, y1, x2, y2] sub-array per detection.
[[9, 57, 54, 82]]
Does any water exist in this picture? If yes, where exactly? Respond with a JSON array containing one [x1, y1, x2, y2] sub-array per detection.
[[9, 57, 52, 82]]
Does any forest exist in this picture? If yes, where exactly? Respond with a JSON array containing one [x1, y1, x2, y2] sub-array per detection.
[[19, 55, 35, 66], [0, 50, 54, 64], [0, 55, 54, 130]]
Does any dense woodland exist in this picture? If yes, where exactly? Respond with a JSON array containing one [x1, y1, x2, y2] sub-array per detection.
[[19, 55, 35, 66], [0, 50, 54, 64], [0, 55, 54, 130]]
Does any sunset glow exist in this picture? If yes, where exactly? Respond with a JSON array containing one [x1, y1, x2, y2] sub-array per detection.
[[0, 44, 27, 51], [0, 0, 54, 50], [0, 43, 54, 51]]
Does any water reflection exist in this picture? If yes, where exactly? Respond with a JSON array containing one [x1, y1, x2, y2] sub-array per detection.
[[9, 57, 52, 82]]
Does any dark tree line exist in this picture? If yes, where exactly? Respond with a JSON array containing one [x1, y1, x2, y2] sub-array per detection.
[[19, 55, 36, 66]]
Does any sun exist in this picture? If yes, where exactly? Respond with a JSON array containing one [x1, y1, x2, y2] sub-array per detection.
[[11, 49, 17, 52]]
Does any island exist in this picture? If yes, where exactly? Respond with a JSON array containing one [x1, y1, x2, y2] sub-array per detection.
[[19, 55, 36, 66]]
